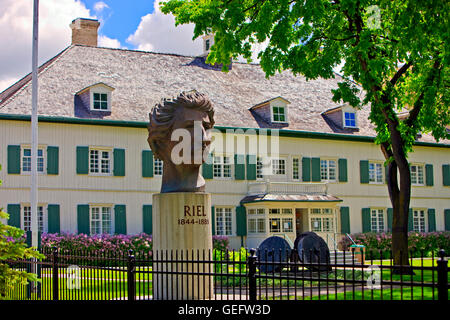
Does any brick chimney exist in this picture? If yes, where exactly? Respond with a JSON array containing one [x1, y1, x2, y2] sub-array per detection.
[[70, 18, 100, 46]]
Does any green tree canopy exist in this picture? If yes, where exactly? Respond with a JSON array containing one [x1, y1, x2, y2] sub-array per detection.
[[162, 0, 449, 268]]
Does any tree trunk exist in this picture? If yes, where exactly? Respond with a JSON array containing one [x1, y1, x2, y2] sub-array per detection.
[[382, 144, 414, 274]]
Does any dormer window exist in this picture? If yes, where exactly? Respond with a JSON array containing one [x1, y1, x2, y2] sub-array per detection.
[[344, 111, 356, 128], [75, 82, 114, 114], [202, 34, 214, 56], [250, 96, 290, 125]]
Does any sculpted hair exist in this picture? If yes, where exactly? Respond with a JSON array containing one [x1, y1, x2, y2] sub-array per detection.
[[147, 91, 215, 159]]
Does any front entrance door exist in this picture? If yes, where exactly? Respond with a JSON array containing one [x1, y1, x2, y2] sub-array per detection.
[[295, 208, 307, 237]]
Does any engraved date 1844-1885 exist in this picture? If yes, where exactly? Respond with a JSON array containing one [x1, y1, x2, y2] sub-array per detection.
[[178, 205, 209, 225]]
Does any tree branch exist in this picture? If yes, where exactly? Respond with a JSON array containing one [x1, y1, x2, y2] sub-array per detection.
[[390, 61, 412, 87]]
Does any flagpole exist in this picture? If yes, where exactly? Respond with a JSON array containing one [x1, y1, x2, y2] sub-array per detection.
[[31, 0, 39, 250]]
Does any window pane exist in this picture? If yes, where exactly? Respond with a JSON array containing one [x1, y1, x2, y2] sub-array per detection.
[[23, 206, 31, 231], [256, 157, 264, 179], [311, 218, 322, 232], [282, 218, 293, 232], [258, 219, 266, 233], [320, 160, 328, 180], [292, 158, 299, 180], [154, 159, 163, 176], [329, 160, 336, 180], [269, 208, 280, 215], [269, 218, 281, 232]]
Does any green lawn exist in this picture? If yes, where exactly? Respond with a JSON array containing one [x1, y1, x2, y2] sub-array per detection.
[[7, 258, 447, 300]]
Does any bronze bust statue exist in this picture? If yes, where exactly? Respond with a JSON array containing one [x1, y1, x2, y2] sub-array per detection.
[[147, 91, 215, 193]]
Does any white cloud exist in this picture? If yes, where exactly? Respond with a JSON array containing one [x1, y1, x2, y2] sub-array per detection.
[[98, 35, 123, 49], [126, 2, 203, 56], [93, 2, 109, 13], [0, 0, 95, 92]]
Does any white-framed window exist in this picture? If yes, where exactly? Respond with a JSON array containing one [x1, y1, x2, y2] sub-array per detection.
[[271, 158, 286, 176], [292, 157, 300, 180], [410, 164, 424, 185], [370, 208, 386, 232], [412, 209, 426, 232], [205, 39, 210, 51], [90, 206, 113, 235], [282, 218, 293, 233], [22, 205, 45, 233], [310, 208, 335, 232], [93, 92, 108, 110], [21, 147, 45, 174], [320, 159, 336, 181], [269, 208, 280, 215], [154, 158, 163, 176], [369, 162, 384, 183], [213, 155, 232, 178], [269, 218, 281, 233], [248, 208, 266, 234], [272, 105, 287, 122], [89, 148, 112, 175], [344, 111, 357, 128], [215, 207, 233, 236], [89, 87, 112, 111], [268, 208, 293, 233]]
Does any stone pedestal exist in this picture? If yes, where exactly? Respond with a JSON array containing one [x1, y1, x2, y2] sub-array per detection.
[[152, 192, 213, 300]]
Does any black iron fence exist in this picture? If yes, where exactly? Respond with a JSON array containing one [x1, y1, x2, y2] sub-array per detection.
[[4, 248, 449, 301]]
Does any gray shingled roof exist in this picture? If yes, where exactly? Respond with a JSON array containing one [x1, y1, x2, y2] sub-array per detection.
[[0, 44, 446, 144]]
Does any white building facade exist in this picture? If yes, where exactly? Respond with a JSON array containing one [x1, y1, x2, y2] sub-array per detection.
[[0, 19, 449, 250]]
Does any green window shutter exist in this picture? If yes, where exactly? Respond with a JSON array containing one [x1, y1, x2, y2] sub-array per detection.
[[408, 208, 413, 232], [362, 208, 371, 233], [311, 157, 321, 182], [387, 208, 393, 232], [113, 148, 125, 177], [7, 145, 21, 174], [77, 204, 90, 235], [445, 209, 450, 231], [7, 204, 21, 228], [425, 164, 433, 186], [211, 206, 215, 235], [143, 205, 153, 235], [360, 160, 369, 184], [76, 146, 89, 174], [246, 155, 256, 180], [338, 158, 348, 182], [47, 146, 59, 175], [340, 207, 350, 234], [202, 154, 213, 179], [385, 164, 389, 184], [443, 164, 450, 186], [302, 157, 311, 182], [114, 205, 127, 234], [427, 209, 436, 232], [234, 154, 245, 180], [236, 206, 247, 237], [142, 150, 154, 177], [47, 204, 60, 233]]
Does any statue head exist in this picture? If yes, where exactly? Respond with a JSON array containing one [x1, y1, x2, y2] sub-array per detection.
[[147, 91, 215, 192]]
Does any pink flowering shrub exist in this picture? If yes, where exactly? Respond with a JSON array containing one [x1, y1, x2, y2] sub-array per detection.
[[339, 231, 450, 259], [41, 233, 152, 255], [212, 235, 230, 251]]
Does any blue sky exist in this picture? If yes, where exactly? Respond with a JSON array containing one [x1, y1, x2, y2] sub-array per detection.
[[83, 0, 156, 49]]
